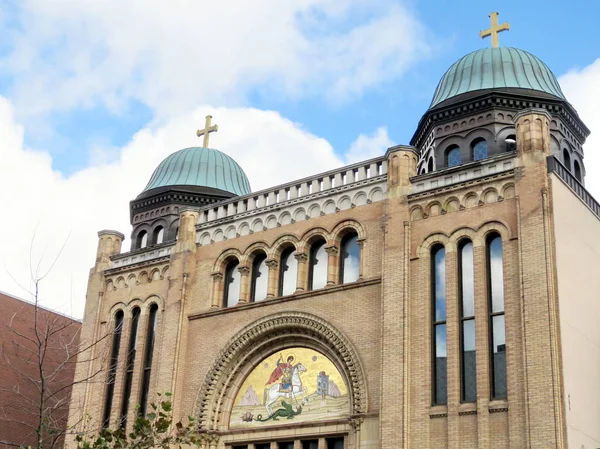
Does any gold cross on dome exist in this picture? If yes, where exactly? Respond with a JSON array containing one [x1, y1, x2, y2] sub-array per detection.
[[480, 12, 510, 48], [197, 115, 219, 148]]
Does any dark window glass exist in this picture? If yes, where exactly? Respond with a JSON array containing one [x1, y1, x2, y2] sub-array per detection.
[[340, 233, 360, 284], [224, 260, 241, 307], [120, 307, 140, 428], [488, 235, 507, 399], [563, 148, 571, 170], [302, 441, 319, 449], [279, 442, 294, 449], [278, 247, 297, 296], [308, 240, 327, 290], [574, 160, 582, 182], [505, 134, 517, 152], [153, 226, 164, 245], [432, 246, 447, 405], [326, 437, 345, 449], [102, 310, 124, 429], [254, 444, 270, 449], [428, 157, 434, 172], [472, 139, 488, 161], [250, 253, 268, 302], [137, 231, 148, 249], [459, 241, 477, 403], [139, 304, 158, 416], [447, 146, 461, 167], [231, 446, 248, 449]]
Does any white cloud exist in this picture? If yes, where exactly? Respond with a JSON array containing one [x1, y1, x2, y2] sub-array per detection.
[[1, 0, 430, 122], [345, 126, 394, 163], [560, 58, 600, 199], [0, 97, 386, 318]]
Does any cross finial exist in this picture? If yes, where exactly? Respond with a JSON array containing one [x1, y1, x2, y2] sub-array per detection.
[[196, 115, 219, 148], [480, 12, 510, 48]]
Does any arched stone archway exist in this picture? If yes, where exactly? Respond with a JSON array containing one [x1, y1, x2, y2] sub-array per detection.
[[194, 311, 368, 432]]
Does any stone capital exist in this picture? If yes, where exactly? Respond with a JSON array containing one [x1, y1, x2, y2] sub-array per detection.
[[294, 252, 309, 263], [265, 259, 279, 270], [325, 245, 339, 256], [238, 266, 251, 276], [211, 272, 224, 281]]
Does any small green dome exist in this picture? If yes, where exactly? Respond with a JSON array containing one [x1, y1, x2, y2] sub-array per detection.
[[429, 47, 565, 109], [143, 147, 251, 196]]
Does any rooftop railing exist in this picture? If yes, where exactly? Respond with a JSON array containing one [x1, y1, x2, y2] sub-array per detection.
[[197, 156, 388, 225]]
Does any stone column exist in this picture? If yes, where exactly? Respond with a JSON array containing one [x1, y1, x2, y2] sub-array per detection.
[[210, 272, 224, 308], [350, 417, 364, 449], [357, 238, 365, 280], [386, 144, 418, 198], [238, 266, 251, 303], [266, 259, 279, 298], [325, 245, 339, 286], [295, 252, 309, 292]]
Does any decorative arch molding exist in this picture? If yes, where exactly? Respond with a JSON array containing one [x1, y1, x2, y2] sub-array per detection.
[[213, 248, 243, 273], [194, 311, 368, 431], [330, 219, 366, 244]]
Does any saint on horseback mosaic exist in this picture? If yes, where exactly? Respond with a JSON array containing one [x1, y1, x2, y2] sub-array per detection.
[[230, 348, 349, 428]]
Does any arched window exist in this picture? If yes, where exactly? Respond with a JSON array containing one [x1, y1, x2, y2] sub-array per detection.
[[153, 226, 164, 245], [137, 231, 148, 249], [120, 307, 141, 428], [459, 240, 476, 402], [446, 145, 461, 168], [102, 310, 124, 429], [505, 134, 517, 152], [278, 247, 297, 296], [224, 260, 241, 307], [432, 245, 447, 405], [563, 148, 571, 171], [574, 160, 582, 182], [139, 304, 158, 417], [250, 253, 268, 302], [427, 157, 434, 172], [308, 239, 327, 291], [472, 138, 488, 161], [487, 234, 507, 399], [340, 233, 360, 284]]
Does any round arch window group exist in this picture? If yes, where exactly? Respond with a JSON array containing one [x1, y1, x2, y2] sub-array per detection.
[[217, 226, 363, 308]]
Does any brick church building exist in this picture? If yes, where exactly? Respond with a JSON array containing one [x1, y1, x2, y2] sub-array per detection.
[[67, 14, 600, 449]]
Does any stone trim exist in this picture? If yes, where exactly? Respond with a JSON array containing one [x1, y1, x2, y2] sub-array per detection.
[[194, 311, 368, 431], [104, 256, 171, 276]]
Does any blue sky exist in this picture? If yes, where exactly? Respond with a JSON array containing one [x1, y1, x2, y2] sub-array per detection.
[[2, 0, 598, 176], [1, 0, 599, 317]]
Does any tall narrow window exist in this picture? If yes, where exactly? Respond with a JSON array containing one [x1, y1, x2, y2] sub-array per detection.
[[153, 226, 164, 245], [574, 160, 582, 182], [308, 239, 327, 290], [472, 138, 488, 161], [446, 145, 462, 168], [487, 235, 507, 399], [279, 247, 297, 296], [139, 304, 158, 417], [137, 231, 148, 249], [459, 241, 477, 402], [428, 157, 434, 172], [340, 233, 360, 284], [250, 253, 268, 302], [432, 246, 447, 405], [102, 310, 124, 429], [563, 148, 571, 171], [120, 307, 140, 427], [326, 437, 345, 449], [223, 260, 241, 307]]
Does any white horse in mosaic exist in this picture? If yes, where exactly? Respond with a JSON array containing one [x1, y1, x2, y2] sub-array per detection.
[[263, 363, 308, 415]]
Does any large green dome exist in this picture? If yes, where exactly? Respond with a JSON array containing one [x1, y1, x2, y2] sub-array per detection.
[[429, 47, 565, 109], [142, 147, 251, 197]]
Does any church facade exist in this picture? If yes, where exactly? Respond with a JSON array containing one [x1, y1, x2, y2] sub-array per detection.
[[67, 17, 600, 449]]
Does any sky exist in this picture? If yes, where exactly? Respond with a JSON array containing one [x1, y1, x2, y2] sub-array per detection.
[[0, 0, 599, 319]]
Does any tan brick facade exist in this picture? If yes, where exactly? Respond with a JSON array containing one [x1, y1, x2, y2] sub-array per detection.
[[66, 108, 598, 449]]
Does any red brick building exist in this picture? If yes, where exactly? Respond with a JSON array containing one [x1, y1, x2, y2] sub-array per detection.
[[0, 291, 81, 449]]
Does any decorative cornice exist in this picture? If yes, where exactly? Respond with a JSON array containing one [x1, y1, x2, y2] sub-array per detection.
[[104, 256, 171, 276], [193, 311, 368, 431]]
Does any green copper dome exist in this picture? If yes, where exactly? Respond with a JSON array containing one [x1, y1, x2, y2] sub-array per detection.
[[429, 47, 566, 109], [142, 147, 251, 196]]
